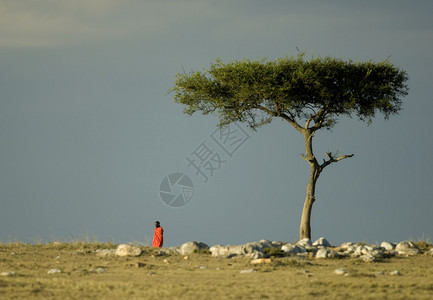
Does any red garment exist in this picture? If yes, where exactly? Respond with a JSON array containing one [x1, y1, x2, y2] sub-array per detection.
[[152, 227, 164, 247]]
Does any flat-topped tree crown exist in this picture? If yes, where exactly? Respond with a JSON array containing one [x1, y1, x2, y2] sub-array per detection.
[[170, 54, 408, 240], [171, 54, 408, 132]]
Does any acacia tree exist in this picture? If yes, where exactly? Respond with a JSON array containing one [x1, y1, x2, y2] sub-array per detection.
[[170, 54, 408, 240]]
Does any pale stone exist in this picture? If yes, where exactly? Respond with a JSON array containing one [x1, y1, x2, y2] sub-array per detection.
[[178, 241, 209, 255], [1, 271, 16, 276], [97, 267, 106, 273], [327, 249, 340, 259], [390, 270, 402, 276], [395, 241, 420, 255], [251, 258, 271, 264], [334, 268, 348, 275], [115, 244, 142, 257], [315, 248, 328, 259], [380, 241, 395, 251], [360, 254, 376, 262], [47, 268, 61, 274], [316, 248, 339, 259], [297, 238, 312, 247], [340, 242, 354, 249], [240, 269, 256, 274], [209, 242, 266, 259], [313, 237, 331, 247], [282, 244, 306, 256], [371, 249, 384, 258], [247, 251, 266, 259], [95, 249, 116, 257], [352, 245, 364, 257]]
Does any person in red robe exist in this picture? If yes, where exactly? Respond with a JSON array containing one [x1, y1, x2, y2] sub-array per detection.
[[152, 221, 164, 247]]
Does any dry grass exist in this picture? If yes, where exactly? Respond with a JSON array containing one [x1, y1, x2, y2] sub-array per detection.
[[1, 242, 433, 299]]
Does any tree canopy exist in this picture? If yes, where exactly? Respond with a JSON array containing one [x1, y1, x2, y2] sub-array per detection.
[[171, 55, 408, 133]]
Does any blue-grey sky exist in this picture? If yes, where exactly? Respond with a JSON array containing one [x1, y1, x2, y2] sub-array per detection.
[[1, 0, 432, 247]]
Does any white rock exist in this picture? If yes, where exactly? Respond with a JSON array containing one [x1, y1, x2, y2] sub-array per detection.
[[297, 238, 312, 247], [334, 268, 348, 275], [47, 268, 62, 274], [315, 248, 328, 259], [96, 267, 107, 273], [209, 242, 265, 258], [178, 241, 209, 255], [95, 249, 116, 257], [316, 248, 339, 259], [328, 249, 340, 258], [340, 242, 354, 249], [282, 244, 306, 256], [360, 254, 376, 262], [1, 271, 16, 276], [313, 237, 331, 247], [240, 269, 256, 274], [115, 244, 142, 257], [352, 245, 364, 257], [380, 241, 395, 251], [209, 245, 229, 258], [371, 249, 384, 258], [390, 270, 402, 276], [251, 258, 271, 264], [395, 241, 420, 255], [246, 251, 266, 259], [428, 248, 433, 256]]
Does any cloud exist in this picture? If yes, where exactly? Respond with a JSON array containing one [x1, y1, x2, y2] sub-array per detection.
[[0, 0, 215, 48]]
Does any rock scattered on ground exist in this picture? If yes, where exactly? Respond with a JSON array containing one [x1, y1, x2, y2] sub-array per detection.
[[207, 238, 430, 261], [1, 271, 17, 276], [333, 268, 348, 276], [390, 270, 402, 276], [178, 241, 209, 255], [240, 269, 256, 274], [115, 244, 142, 257], [90, 238, 430, 263], [47, 268, 62, 274], [210, 240, 272, 259], [95, 249, 116, 257], [251, 258, 272, 264], [395, 241, 420, 256]]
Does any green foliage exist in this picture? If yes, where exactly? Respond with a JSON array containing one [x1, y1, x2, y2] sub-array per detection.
[[170, 54, 408, 131]]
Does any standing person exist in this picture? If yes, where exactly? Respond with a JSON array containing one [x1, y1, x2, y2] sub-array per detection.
[[152, 221, 164, 247]]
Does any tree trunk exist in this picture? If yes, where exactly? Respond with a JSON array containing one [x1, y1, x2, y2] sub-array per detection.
[[299, 165, 319, 240], [299, 130, 320, 240]]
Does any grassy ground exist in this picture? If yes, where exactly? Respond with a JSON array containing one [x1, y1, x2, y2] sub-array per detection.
[[1, 242, 433, 299]]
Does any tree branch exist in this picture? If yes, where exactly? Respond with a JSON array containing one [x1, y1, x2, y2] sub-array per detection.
[[320, 152, 354, 170], [308, 104, 330, 131], [257, 105, 304, 132]]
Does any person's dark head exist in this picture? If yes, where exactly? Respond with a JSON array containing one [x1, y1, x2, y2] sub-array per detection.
[[155, 221, 160, 228]]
